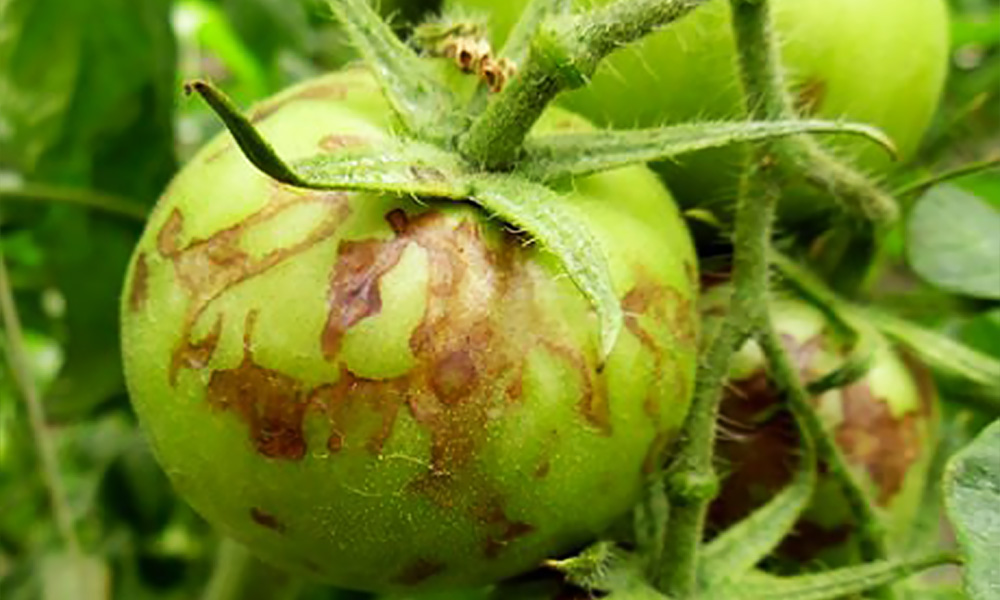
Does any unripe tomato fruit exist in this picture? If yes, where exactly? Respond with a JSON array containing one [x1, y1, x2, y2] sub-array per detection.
[[120, 68, 699, 592], [703, 293, 937, 567], [450, 0, 949, 217]]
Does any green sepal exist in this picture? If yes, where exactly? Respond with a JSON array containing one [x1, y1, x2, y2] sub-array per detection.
[[519, 119, 897, 182], [705, 553, 959, 600], [322, 0, 464, 141]]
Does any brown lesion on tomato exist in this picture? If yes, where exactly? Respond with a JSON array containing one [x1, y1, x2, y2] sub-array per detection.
[[129, 253, 150, 312], [475, 499, 536, 559], [622, 274, 697, 437], [157, 190, 350, 385], [835, 381, 921, 506], [206, 311, 310, 460], [249, 507, 285, 532], [392, 558, 446, 586], [171, 313, 224, 385], [795, 77, 828, 116], [318, 134, 369, 152]]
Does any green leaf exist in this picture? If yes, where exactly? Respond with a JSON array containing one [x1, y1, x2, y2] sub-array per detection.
[[944, 419, 1000, 600], [906, 185, 1000, 299], [519, 119, 896, 181], [0, 0, 176, 418], [706, 553, 959, 600], [698, 435, 815, 588]]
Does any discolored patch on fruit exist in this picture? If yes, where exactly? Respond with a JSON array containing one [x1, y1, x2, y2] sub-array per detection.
[[623, 278, 696, 428], [310, 366, 406, 456], [393, 558, 446, 586], [250, 507, 285, 532], [477, 500, 537, 559], [542, 341, 611, 435], [157, 192, 350, 385], [710, 369, 801, 531], [172, 314, 224, 385], [250, 82, 350, 124], [319, 134, 369, 151], [836, 382, 920, 506], [129, 253, 150, 312], [431, 350, 478, 404], [795, 78, 828, 116], [207, 311, 310, 460]]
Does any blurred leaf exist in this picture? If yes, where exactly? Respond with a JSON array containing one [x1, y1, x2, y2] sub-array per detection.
[[0, 0, 176, 419], [944, 419, 1000, 600], [906, 185, 1000, 299], [960, 307, 1000, 359], [950, 8, 1000, 47], [221, 0, 311, 67], [41, 552, 110, 600]]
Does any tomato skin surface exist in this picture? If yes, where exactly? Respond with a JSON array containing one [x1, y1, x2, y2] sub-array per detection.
[[120, 69, 698, 592], [451, 0, 949, 217], [702, 293, 938, 567]]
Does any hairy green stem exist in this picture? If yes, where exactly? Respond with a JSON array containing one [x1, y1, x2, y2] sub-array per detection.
[[0, 246, 81, 556], [0, 181, 148, 222], [729, 1, 894, 594], [458, 0, 707, 169]]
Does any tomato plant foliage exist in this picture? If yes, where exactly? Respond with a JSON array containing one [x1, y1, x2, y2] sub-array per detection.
[[1, 0, 999, 599]]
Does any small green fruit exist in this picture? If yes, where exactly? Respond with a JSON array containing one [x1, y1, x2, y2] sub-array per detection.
[[705, 293, 938, 567]]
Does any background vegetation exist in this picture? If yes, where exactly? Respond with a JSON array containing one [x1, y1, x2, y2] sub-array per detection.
[[1, 0, 997, 598]]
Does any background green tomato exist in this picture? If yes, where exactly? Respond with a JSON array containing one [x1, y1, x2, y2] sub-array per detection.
[[120, 68, 699, 592], [449, 0, 950, 220], [702, 292, 938, 568]]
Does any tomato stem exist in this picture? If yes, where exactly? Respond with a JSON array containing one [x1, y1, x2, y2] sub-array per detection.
[[657, 2, 893, 597], [458, 0, 709, 170]]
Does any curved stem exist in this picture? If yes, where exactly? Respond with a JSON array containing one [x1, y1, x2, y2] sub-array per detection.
[[458, 0, 707, 169], [0, 181, 148, 222], [0, 246, 81, 556], [893, 155, 1000, 199]]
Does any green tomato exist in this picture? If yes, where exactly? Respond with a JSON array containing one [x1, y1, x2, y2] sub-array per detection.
[[120, 68, 698, 592], [449, 0, 949, 218], [703, 292, 938, 567]]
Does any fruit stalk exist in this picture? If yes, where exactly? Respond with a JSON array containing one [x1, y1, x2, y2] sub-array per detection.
[[458, 0, 708, 169], [659, 0, 894, 595]]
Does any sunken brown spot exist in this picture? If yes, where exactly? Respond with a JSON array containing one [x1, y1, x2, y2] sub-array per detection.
[[129, 253, 150, 312], [477, 500, 536, 559], [171, 314, 224, 385], [206, 311, 309, 460], [158, 191, 350, 385], [622, 277, 697, 434], [319, 134, 368, 151], [393, 559, 446, 586], [836, 382, 921, 506], [250, 507, 285, 532], [795, 78, 828, 116]]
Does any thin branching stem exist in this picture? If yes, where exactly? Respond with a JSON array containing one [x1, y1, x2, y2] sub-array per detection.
[[458, 0, 708, 169], [0, 247, 81, 556], [0, 181, 148, 222], [893, 154, 1000, 199]]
